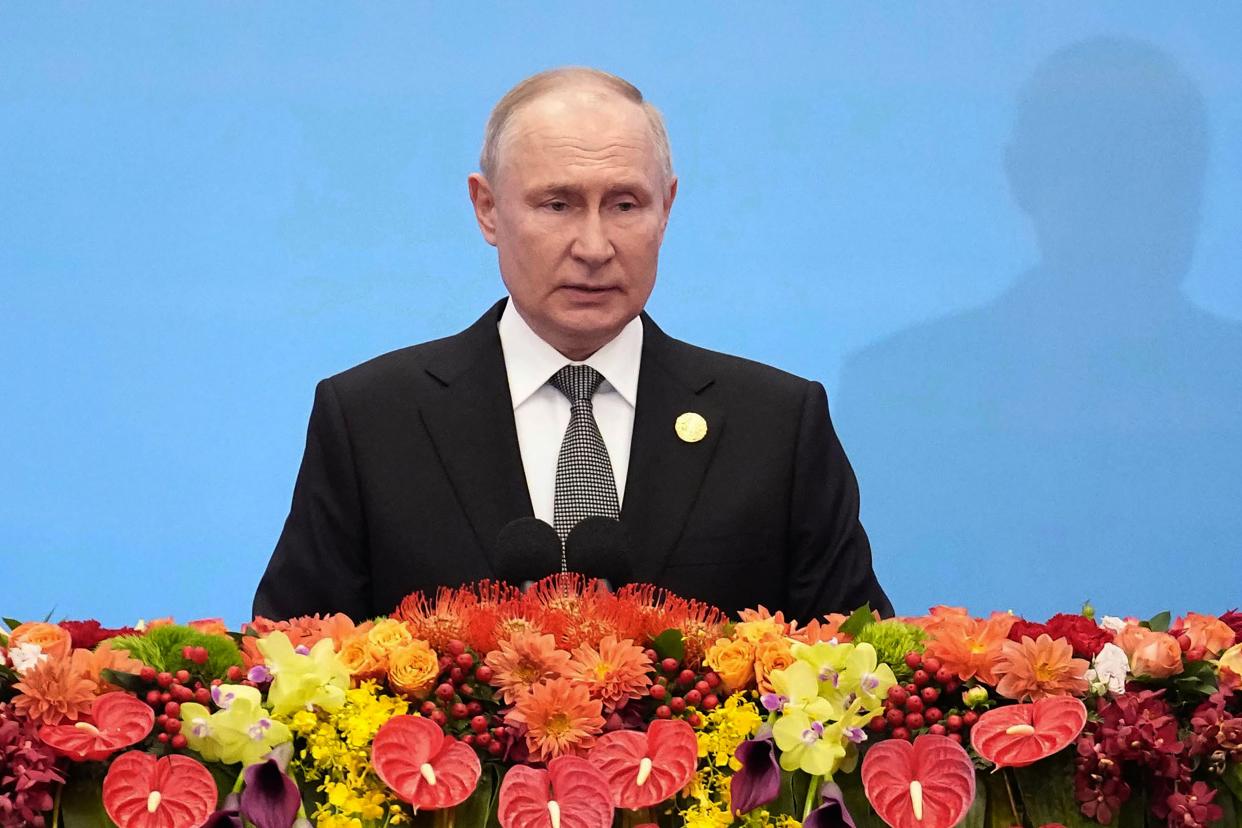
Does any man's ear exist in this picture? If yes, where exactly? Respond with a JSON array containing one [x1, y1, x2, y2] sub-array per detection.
[[468, 172, 499, 246], [660, 176, 679, 234]]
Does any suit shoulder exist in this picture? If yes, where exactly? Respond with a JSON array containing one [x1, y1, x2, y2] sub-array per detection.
[[663, 337, 815, 402]]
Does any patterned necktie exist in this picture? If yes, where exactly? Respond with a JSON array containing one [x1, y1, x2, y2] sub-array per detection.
[[549, 365, 620, 554]]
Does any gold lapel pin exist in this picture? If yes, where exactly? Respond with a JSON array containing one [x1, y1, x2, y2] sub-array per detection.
[[675, 412, 708, 443]]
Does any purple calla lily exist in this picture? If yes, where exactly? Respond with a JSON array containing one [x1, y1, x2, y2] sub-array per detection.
[[201, 793, 243, 828], [802, 782, 857, 828], [730, 738, 781, 815], [241, 758, 302, 828]]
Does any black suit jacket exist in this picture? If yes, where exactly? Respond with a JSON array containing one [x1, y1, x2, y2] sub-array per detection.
[[254, 300, 891, 622]]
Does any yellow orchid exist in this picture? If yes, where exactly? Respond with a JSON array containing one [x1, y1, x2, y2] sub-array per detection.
[[180, 684, 292, 766], [790, 640, 895, 713], [257, 631, 350, 716], [772, 710, 847, 776]]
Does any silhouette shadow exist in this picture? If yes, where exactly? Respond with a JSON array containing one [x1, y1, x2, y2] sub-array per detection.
[[836, 37, 1242, 617]]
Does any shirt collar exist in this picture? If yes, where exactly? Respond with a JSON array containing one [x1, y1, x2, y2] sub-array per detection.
[[498, 298, 643, 409]]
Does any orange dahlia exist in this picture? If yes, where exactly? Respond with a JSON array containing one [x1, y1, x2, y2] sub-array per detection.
[[994, 634, 1090, 701], [922, 612, 1015, 684], [567, 635, 652, 708], [485, 631, 573, 706], [507, 677, 605, 762], [12, 648, 98, 725]]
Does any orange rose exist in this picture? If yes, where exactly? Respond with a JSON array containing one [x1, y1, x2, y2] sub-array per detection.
[[1126, 629, 1184, 679], [9, 622, 73, 661], [705, 636, 756, 692], [754, 637, 795, 694], [366, 619, 415, 658], [1178, 613, 1236, 657], [338, 634, 386, 680], [187, 618, 229, 637], [387, 641, 441, 698]]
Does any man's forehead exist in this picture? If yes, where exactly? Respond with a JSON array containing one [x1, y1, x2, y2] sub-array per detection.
[[502, 89, 656, 155]]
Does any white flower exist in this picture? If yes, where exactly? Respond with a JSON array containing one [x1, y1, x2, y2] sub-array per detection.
[[1086, 642, 1129, 696], [1099, 616, 1128, 634], [9, 642, 48, 674]]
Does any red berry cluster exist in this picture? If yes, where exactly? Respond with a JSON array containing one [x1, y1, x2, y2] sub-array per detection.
[[180, 645, 210, 665], [867, 652, 979, 744], [416, 639, 510, 759], [137, 665, 214, 751], [643, 651, 723, 727]]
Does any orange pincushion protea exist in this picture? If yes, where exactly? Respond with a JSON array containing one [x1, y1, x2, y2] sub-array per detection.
[[567, 636, 653, 708], [394, 587, 477, 652], [994, 634, 1090, 701], [507, 677, 605, 762], [485, 631, 573, 706]]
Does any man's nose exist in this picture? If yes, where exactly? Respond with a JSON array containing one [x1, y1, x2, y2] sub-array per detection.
[[570, 211, 615, 266]]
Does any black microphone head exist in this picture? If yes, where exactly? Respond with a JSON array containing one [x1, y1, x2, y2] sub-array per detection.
[[495, 518, 561, 587], [564, 516, 632, 588]]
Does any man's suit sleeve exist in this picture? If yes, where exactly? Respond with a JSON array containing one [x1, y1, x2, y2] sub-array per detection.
[[252, 378, 371, 621], [786, 380, 894, 620]]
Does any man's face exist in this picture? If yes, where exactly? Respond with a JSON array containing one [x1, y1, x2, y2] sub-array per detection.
[[469, 88, 677, 359]]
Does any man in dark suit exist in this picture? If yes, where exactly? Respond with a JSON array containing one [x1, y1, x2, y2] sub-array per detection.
[[253, 67, 890, 622]]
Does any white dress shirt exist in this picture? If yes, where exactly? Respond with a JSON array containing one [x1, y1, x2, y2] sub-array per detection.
[[497, 299, 643, 526]]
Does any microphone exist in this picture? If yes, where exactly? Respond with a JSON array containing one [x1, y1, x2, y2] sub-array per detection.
[[494, 517, 561, 590], [564, 516, 633, 591]]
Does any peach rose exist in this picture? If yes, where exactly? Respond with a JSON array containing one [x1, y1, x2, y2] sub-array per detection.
[[754, 637, 796, 695], [187, 618, 229, 637], [1218, 643, 1242, 680], [704, 636, 756, 692], [387, 641, 440, 699], [9, 622, 73, 661], [1126, 630, 1184, 679], [338, 634, 386, 680], [1178, 613, 1236, 657], [366, 619, 415, 658]]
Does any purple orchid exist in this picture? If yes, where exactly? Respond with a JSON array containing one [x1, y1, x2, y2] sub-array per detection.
[[802, 782, 857, 828], [730, 738, 781, 815], [241, 757, 303, 828]]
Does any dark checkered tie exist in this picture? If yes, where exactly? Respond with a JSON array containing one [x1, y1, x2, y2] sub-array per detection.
[[549, 365, 620, 551]]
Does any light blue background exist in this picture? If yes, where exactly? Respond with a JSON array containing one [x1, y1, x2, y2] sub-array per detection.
[[3, 4, 1240, 627]]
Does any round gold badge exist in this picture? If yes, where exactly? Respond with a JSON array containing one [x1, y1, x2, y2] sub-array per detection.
[[675, 412, 708, 443]]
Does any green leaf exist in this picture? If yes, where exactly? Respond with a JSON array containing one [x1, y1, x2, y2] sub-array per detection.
[[99, 668, 146, 692], [2, 617, 23, 632], [1223, 763, 1242, 802], [651, 629, 685, 663], [1144, 611, 1171, 632], [834, 771, 888, 828], [58, 773, 118, 828], [449, 762, 497, 827], [839, 604, 876, 638], [958, 771, 987, 828], [1011, 752, 1098, 828]]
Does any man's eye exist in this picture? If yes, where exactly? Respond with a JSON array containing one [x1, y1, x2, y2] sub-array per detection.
[[616, 201, 637, 212], [546, 201, 568, 212]]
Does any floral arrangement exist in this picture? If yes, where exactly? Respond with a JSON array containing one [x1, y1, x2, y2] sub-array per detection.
[[2, 578, 1241, 828]]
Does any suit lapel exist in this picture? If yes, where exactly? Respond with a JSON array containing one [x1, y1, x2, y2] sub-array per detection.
[[621, 315, 725, 583], [418, 300, 533, 576]]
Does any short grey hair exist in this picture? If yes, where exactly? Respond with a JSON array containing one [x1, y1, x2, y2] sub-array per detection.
[[479, 66, 674, 187]]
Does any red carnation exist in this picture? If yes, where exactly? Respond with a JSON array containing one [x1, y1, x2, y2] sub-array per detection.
[[1044, 614, 1113, 659], [58, 620, 138, 651], [1007, 619, 1051, 645]]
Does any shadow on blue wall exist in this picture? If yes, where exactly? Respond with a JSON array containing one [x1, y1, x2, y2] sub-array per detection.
[[836, 37, 1242, 617]]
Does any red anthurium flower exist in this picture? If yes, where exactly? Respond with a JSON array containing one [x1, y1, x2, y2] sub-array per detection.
[[588, 719, 698, 809], [861, 734, 975, 828], [970, 696, 1087, 768], [372, 715, 481, 811], [102, 751, 217, 828], [498, 755, 614, 828], [40, 693, 154, 762]]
